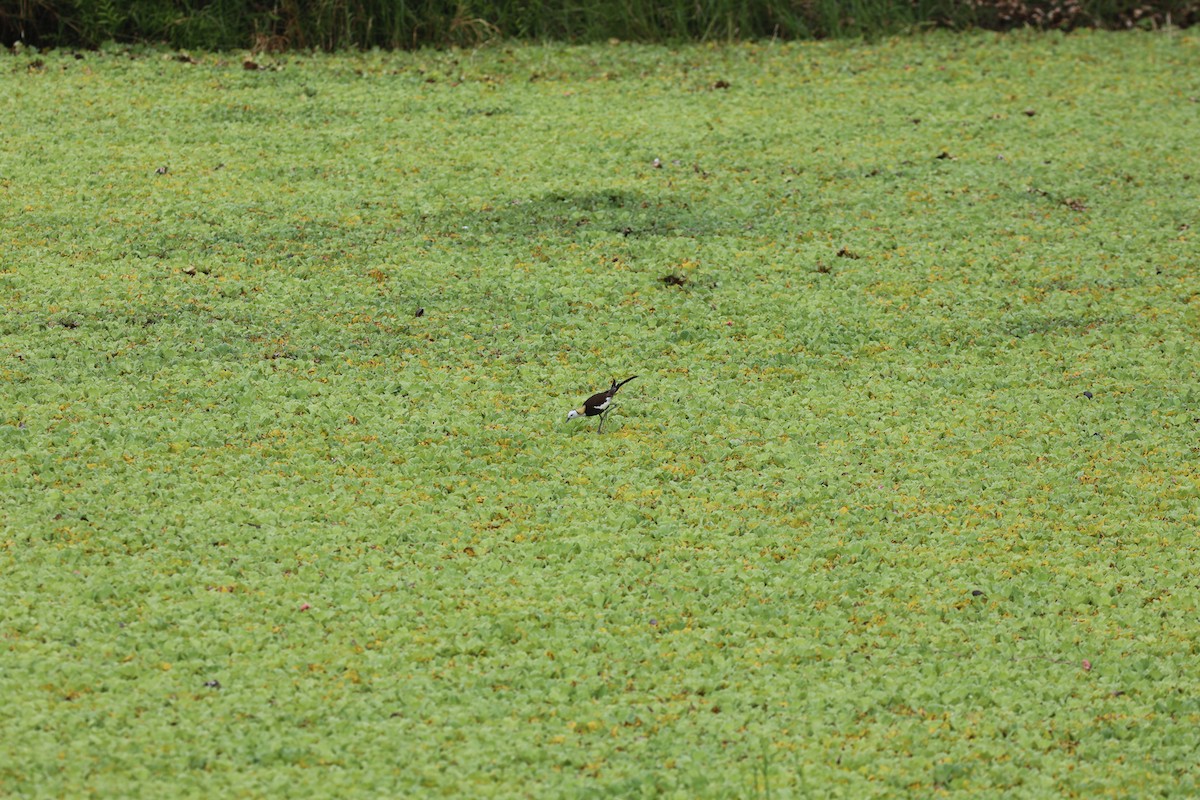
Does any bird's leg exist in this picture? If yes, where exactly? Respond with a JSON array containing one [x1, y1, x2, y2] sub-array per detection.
[[597, 411, 606, 433]]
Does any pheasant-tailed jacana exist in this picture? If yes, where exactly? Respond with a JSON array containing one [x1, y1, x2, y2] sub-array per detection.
[[567, 376, 637, 432]]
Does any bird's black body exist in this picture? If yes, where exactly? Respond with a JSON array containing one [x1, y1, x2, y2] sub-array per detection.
[[582, 375, 637, 416], [571, 375, 637, 432]]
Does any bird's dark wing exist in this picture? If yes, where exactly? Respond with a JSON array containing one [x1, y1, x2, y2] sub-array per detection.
[[583, 388, 615, 415]]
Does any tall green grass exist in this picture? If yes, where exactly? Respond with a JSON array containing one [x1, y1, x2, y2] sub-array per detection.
[[3, 0, 1197, 50]]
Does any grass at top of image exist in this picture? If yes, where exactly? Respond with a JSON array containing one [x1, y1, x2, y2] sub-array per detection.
[[1, 30, 1199, 798]]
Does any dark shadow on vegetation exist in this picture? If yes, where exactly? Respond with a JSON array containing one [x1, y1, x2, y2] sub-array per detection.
[[1003, 312, 1123, 339], [406, 190, 741, 242]]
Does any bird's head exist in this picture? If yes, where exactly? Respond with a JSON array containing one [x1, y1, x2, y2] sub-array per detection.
[[566, 408, 582, 421]]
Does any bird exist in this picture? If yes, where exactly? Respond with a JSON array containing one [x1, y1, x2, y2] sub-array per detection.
[[567, 376, 637, 432]]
